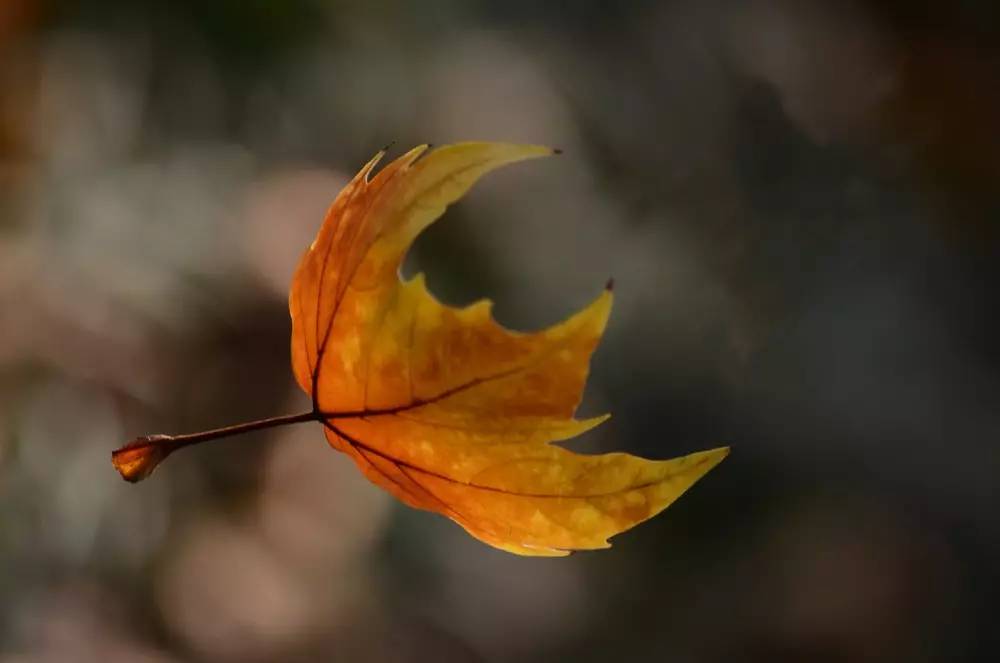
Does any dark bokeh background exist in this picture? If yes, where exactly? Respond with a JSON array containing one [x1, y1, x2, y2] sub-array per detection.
[[1, 1, 998, 661]]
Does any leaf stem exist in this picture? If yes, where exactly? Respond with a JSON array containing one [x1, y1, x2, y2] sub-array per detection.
[[160, 410, 319, 447], [111, 410, 319, 483]]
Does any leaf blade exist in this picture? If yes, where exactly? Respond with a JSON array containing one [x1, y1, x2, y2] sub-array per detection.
[[290, 142, 728, 555]]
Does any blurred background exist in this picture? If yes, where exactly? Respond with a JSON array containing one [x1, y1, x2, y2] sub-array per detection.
[[1, 1, 998, 661]]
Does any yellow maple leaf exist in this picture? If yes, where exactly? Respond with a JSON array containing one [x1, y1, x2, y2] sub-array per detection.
[[113, 142, 728, 556]]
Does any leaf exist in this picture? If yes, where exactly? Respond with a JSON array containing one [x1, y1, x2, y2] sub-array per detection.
[[288, 142, 728, 556]]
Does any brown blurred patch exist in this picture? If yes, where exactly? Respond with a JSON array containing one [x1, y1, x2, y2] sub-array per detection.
[[878, 38, 1000, 241], [857, 0, 1000, 241], [0, 0, 43, 213], [0, 0, 41, 43]]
